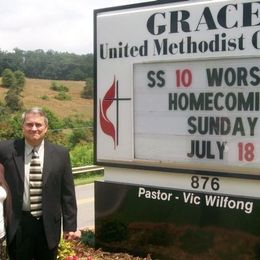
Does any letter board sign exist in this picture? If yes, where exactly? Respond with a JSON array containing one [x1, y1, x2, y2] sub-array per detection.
[[94, 0, 260, 178]]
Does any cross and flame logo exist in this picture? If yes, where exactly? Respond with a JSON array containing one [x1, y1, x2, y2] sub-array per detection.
[[99, 76, 131, 149]]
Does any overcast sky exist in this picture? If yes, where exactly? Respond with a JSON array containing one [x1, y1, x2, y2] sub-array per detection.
[[0, 0, 152, 55]]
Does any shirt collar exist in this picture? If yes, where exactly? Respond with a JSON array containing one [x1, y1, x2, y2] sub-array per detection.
[[25, 140, 44, 156]]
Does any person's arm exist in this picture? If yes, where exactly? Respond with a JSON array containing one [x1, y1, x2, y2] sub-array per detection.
[[61, 150, 78, 235]]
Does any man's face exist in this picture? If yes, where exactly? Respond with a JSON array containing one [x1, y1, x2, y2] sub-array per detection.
[[22, 112, 48, 146]]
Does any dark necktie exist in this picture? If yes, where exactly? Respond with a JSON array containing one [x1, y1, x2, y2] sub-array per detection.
[[29, 149, 42, 218]]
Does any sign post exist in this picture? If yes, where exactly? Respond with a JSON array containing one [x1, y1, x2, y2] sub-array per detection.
[[94, 0, 260, 258]]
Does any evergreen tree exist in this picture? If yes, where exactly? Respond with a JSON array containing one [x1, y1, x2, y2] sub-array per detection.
[[2, 68, 25, 111], [5, 88, 23, 111], [81, 78, 93, 99], [14, 70, 26, 92], [1, 68, 16, 88]]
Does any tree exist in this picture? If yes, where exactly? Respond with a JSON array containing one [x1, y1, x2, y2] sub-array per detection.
[[42, 108, 67, 146], [0, 109, 23, 140], [1, 68, 25, 93], [14, 70, 26, 91], [5, 88, 23, 111], [1, 68, 16, 88], [81, 78, 93, 99], [67, 67, 86, 81], [69, 128, 93, 148], [0, 49, 93, 81], [43, 108, 64, 130], [2, 68, 25, 111]]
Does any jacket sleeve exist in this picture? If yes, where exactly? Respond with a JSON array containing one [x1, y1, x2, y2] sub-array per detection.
[[61, 150, 77, 232]]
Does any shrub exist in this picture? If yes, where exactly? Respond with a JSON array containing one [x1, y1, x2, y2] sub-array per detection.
[[50, 81, 69, 92], [57, 238, 76, 260], [41, 95, 49, 100], [55, 91, 71, 101], [0, 111, 24, 140], [43, 108, 64, 130], [80, 230, 95, 247], [69, 128, 93, 148], [70, 144, 93, 167]]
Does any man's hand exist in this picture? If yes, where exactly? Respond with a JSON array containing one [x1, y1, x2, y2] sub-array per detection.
[[63, 230, 81, 240]]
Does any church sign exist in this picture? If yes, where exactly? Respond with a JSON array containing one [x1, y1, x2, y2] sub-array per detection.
[[95, 0, 260, 178]]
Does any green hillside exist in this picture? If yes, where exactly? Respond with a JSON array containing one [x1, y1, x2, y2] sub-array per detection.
[[0, 78, 93, 120]]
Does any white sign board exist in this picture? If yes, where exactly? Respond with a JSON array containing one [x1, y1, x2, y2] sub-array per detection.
[[95, 0, 260, 178]]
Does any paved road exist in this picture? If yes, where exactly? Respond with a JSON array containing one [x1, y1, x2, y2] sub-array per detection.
[[75, 183, 95, 230]]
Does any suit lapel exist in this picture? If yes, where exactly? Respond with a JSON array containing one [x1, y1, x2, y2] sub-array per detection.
[[13, 139, 25, 182], [43, 141, 53, 185]]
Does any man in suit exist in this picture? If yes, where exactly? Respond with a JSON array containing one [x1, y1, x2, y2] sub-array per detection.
[[0, 107, 79, 259]]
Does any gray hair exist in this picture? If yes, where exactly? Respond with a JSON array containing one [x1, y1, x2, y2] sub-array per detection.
[[22, 107, 49, 125]]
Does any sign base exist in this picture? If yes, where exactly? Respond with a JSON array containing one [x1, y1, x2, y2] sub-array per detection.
[[95, 181, 260, 259]]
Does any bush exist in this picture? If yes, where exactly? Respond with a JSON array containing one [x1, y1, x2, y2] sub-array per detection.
[[70, 144, 94, 167], [41, 95, 49, 100], [80, 230, 95, 247], [50, 81, 69, 92], [43, 108, 64, 130], [55, 91, 71, 101], [0, 112, 24, 140], [63, 116, 92, 129], [69, 128, 93, 148], [57, 238, 76, 260]]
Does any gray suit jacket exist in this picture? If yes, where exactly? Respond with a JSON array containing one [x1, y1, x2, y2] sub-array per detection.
[[0, 138, 77, 249]]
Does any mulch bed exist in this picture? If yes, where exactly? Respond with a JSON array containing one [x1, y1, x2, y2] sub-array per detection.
[[70, 240, 152, 260]]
